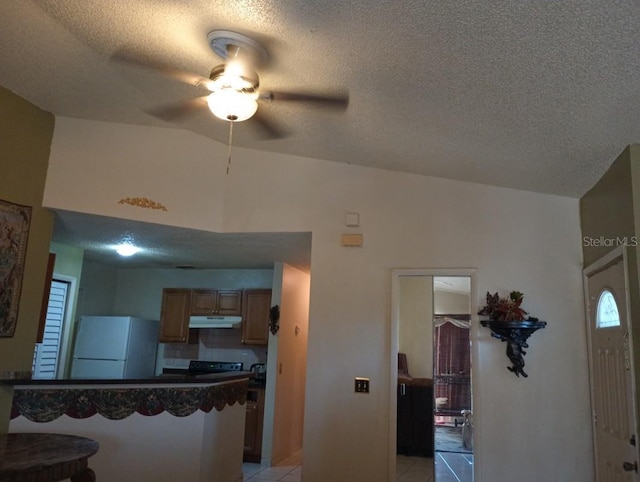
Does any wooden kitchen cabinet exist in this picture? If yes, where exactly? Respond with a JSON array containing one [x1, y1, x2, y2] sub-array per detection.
[[241, 289, 272, 345], [243, 387, 265, 462], [159, 288, 191, 343], [190, 289, 242, 316], [160, 288, 243, 343]]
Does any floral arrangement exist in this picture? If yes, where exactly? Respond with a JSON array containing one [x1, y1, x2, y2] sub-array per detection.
[[478, 291, 538, 322]]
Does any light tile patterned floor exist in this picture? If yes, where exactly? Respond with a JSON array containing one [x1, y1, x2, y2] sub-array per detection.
[[398, 453, 474, 482], [434, 452, 474, 482], [244, 450, 472, 481], [397, 454, 435, 481], [243, 452, 302, 481]]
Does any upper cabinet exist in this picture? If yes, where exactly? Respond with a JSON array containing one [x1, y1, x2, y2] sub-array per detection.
[[242, 289, 272, 346], [160, 288, 244, 343], [159, 288, 192, 343], [160, 288, 270, 344], [190, 290, 242, 316]]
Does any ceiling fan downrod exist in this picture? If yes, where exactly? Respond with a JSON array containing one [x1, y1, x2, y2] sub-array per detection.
[[226, 120, 234, 175]]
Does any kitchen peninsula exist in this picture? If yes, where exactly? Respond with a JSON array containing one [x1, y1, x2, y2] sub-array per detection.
[[3, 372, 251, 482]]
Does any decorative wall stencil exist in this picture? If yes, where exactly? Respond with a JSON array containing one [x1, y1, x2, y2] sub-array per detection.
[[0, 199, 31, 337], [118, 197, 168, 211]]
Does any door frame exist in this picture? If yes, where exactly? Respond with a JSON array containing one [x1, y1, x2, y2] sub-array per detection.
[[389, 268, 478, 481], [53, 274, 78, 379], [583, 245, 639, 479]]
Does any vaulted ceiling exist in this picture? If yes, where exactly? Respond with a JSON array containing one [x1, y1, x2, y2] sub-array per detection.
[[2, 1, 638, 268], [3, 1, 639, 198]]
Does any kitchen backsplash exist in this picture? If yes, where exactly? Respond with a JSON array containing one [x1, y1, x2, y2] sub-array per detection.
[[162, 328, 267, 369]]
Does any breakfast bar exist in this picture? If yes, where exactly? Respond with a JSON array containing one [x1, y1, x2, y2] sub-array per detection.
[[3, 372, 251, 482]]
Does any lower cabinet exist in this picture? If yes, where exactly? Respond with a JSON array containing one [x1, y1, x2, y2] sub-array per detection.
[[243, 387, 265, 463], [396, 378, 434, 457], [397, 381, 413, 454]]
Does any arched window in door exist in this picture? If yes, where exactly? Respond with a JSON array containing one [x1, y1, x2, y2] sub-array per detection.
[[596, 289, 621, 329]]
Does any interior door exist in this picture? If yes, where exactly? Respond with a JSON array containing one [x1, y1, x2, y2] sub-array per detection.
[[585, 247, 639, 481], [32, 279, 69, 379]]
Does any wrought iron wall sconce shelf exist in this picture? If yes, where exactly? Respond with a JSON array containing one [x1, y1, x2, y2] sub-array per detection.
[[481, 319, 547, 378]]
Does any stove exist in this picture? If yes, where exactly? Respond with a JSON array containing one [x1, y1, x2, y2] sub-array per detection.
[[187, 360, 244, 375]]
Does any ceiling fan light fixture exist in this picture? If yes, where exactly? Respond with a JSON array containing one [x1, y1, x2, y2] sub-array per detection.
[[207, 30, 269, 66], [207, 89, 258, 122]]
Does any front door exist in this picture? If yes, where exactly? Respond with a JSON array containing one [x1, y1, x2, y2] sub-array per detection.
[[585, 247, 639, 481]]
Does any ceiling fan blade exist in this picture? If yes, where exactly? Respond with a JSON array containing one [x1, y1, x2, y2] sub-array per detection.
[[248, 110, 291, 140], [144, 96, 208, 122], [110, 47, 211, 89], [262, 90, 349, 110]]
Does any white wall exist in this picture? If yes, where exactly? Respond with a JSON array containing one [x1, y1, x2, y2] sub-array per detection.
[[11, 403, 245, 482], [43, 117, 593, 482], [262, 263, 310, 466], [271, 263, 310, 465], [434, 289, 470, 314], [398, 275, 433, 379], [77, 261, 118, 317]]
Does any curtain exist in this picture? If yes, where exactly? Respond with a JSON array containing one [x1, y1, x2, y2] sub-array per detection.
[[434, 315, 471, 413]]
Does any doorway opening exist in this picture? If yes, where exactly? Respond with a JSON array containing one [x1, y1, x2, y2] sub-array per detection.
[[32, 274, 77, 380], [391, 268, 476, 482], [32, 279, 69, 379]]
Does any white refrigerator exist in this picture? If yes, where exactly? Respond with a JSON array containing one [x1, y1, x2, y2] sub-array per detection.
[[71, 316, 159, 379]]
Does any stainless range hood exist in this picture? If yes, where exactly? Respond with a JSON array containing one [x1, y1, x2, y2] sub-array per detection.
[[188, 316, 242, 329]]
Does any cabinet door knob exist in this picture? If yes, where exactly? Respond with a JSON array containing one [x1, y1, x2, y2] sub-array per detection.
[[623, 461, 638, 472]]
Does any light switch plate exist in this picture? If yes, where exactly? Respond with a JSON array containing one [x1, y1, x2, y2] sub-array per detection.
[[355, 377, 370, 393]]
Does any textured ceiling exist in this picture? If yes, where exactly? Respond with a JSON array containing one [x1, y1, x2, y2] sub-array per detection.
[[2, 1, 639, 268], [52, 210, 312, 272], [2, 1, 639, 198]]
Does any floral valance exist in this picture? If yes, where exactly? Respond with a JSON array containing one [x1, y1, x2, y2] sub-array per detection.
[[434, 315, 471, 329], [11, 380, 248, 423]]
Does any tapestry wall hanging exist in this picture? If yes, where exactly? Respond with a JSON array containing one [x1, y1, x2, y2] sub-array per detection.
[[0, 199, 31, 337]]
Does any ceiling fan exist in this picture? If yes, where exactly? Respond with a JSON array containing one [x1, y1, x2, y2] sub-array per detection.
[[111, 30, 350, 140]]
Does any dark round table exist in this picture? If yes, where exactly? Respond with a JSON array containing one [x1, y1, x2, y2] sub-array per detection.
[[0, 433, 99, 482]]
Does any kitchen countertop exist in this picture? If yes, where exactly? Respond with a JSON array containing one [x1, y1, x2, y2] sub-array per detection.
[[0, 370, 254, 386], [8, 376, 251, 422]]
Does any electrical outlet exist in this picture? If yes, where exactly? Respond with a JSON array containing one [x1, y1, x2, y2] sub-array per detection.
[[355, 377, 370, 393]]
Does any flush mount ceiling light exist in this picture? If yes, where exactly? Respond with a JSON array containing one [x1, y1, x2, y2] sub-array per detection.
[[114, 234, 140, 257], [116, 243, 139, 257]]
